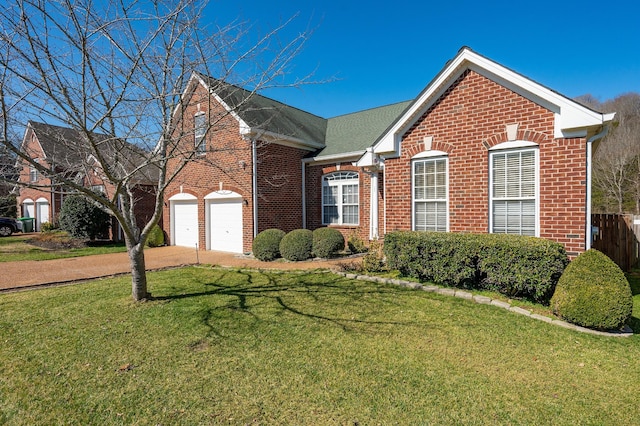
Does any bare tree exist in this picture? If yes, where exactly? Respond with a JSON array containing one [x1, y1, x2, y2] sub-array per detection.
[[592, 93, 640, 213], [0, 0, 311, 301]]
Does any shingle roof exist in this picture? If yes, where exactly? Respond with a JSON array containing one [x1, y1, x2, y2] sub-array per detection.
[[27, 121, 158, 183], [197, 73, 410, 159], [199, 74, 327, 146], [317, 101, 412, 158]]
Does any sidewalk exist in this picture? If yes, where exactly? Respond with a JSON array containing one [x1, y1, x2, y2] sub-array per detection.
[[0, 246, 360, 291]]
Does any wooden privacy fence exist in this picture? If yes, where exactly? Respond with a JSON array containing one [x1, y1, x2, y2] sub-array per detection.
[[591, 214, 640, 272]]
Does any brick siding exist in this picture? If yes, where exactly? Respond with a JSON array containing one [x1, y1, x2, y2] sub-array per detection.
[[305, 162, 374, 244], [384, 70, 587, 256]]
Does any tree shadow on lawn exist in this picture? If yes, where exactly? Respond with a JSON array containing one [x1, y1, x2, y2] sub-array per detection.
[[151, 268, 441, 337]]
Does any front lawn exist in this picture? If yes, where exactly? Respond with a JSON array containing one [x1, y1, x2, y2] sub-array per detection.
[[1, 267, 639, 424], [0, 234, 126, 262]]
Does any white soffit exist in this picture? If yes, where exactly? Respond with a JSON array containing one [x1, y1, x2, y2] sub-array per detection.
[[374, 48, 613, 156]]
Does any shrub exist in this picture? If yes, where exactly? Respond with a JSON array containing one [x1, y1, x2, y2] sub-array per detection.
[[252, 229, 286, 261], [362, 239, 386, 272], [58, 194, 111, 240], [0, 195, 17, 218], [478, 234, 568, 303], [551, 249, 633, 330], [146, 224, 165, 247], [40, 221, 58, 232], [312, 227, 345, 258], [347, 230, 367, 254], [384, 231, 479, 288], [279, 229, 313, 261], [384, 231, 568, 303]]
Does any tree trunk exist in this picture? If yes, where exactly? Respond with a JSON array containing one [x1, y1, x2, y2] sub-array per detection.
[[128, 243, 148, 301]]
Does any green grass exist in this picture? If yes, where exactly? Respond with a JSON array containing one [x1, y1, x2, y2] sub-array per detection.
[[0, 234, 126, 262], [1, 267, 639, 425]]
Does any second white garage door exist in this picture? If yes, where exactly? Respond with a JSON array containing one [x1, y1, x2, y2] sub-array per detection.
[[209, 198, 243, 253]]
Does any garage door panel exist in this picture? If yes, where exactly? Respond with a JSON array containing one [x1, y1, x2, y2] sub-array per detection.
[[173, 201, 198, 248], [209, 199, 243, 253]]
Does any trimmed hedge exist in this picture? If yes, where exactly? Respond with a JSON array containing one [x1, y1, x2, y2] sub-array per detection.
[[312, 227, 345, 258], [253, 229, 286, 261], [280, 229, 313, 261], [551, 249, 632, 330], [384, 231, 569, 304]]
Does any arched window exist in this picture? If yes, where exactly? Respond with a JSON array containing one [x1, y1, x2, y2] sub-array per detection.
[[322, 171, 359, 225]]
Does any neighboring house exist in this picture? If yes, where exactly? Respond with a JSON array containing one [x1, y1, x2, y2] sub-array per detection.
[[17, 121, 158, 235], [165, 47, 615, 257]]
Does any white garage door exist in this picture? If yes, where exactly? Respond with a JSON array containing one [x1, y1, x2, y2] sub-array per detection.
[[172, 201, 198, 248], [36, 198, 50, 231], [209, 199, 243, 253]]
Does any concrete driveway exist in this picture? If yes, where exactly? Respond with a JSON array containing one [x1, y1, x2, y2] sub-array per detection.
[[0, 245, 359, 291]]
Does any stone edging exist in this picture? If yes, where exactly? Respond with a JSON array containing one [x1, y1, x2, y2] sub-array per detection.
[[335, 271, 634, 338]]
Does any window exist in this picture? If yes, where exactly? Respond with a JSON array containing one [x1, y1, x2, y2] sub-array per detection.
[[322, 171, 359, 225], [29, 160, 38, 182], [194, 113, 206, 154], [91, 184, 106, 195], [490, 148, 537, 236], [413, 157, 447, 232]]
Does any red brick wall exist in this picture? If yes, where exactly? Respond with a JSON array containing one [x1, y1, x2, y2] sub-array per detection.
[[164, 80, 254, 252], [384, 70, 587, 256], [305, 162, 372, 243], [255, 142, 306, 233], [16, 130, 60, 228]]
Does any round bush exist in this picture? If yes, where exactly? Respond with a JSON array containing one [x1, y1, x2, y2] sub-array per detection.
[[252, 228, 286, 261], [279, 229, 313, 261], [312, 227, 345, 258], [550, 249, 633, 330], [146, 224, 165, 247]]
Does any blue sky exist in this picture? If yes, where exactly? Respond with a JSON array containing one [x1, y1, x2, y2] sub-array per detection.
[[207, 0, 640, 118]]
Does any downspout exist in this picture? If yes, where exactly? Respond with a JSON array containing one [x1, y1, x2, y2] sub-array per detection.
[[301, 160, 306, 229], [586, 125, 610, 250], [252, 138, 258, 238], [382, 158, 387, 236], [369, 169, 378, 240]]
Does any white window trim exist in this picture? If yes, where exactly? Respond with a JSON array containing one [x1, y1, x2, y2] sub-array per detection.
[[322, 171, 359, 226], [488, 146, 540, 237], [29, 159, 39, 182], [194, 112, 206, 154], [411, 149, 448, 159], [412, 155, 449, 232]]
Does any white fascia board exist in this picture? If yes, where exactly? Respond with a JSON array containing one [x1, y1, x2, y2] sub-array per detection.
[[374, 48, 614, 156], [210, 91, 250, 133], [20, 123, 47, 160], [303, 150, 364, 165], [355, 148, 377, 167]]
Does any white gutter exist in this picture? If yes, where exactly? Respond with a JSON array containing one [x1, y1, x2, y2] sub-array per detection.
[[252, 138, 258, 238], [586, 126, 610, 250], [302, 150, 364, 165]]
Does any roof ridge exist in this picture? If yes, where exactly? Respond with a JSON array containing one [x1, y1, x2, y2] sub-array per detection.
[[328, 100, 413, 119], [196, 72, 327, 121]]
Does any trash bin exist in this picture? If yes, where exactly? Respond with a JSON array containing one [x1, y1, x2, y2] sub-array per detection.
[[19, 217, 34, 233]]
